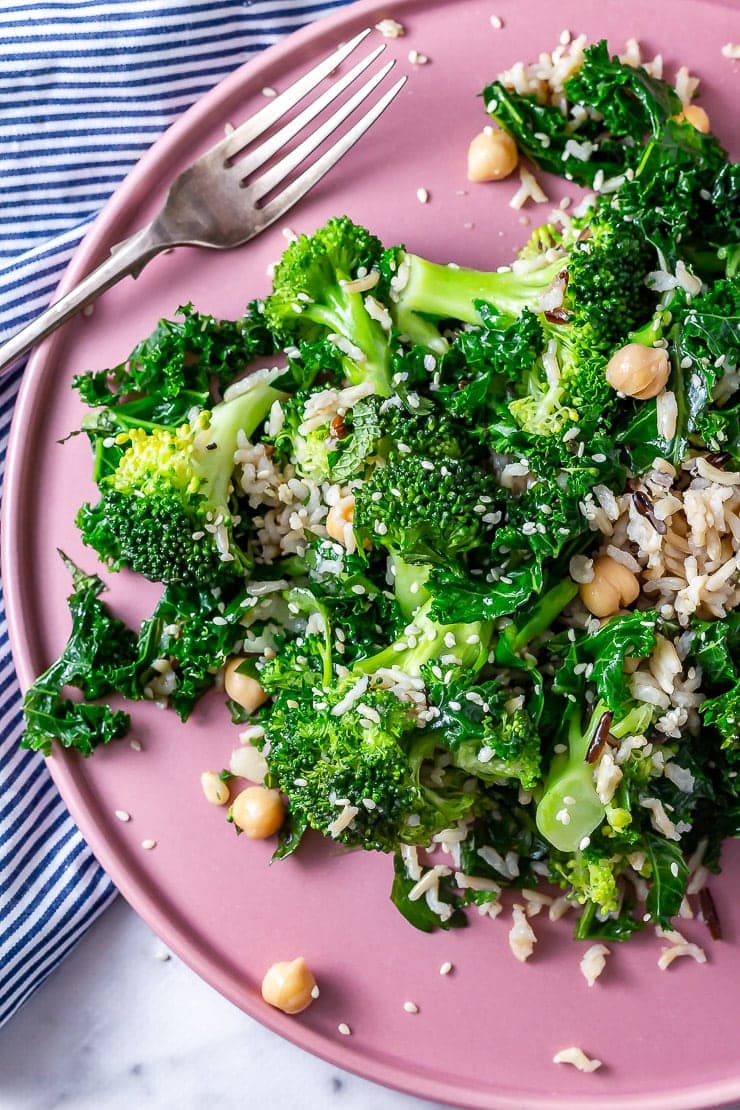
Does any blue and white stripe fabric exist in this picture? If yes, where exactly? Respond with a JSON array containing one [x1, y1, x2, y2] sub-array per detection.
[[0, 0, 352, 1028]]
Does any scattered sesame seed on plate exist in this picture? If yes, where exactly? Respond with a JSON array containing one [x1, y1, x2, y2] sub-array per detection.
[[416, 187, 429, 204], [337, 1022, 352, 1036], [114, 809, 131, 822], [129, 738, 142, 751], [311, 985, 320, 999], [261, 86, 277, 98], [439, 961, 453, 975], [403, 1001, 419, 1013], [141, 838, 157, 850], [490, 14, 503, 29], [154, 948, 171, 961]]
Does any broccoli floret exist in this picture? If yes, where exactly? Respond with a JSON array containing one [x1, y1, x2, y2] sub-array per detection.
[[508, 207, 655, 437], [263, 216, 393, 397], [565, 852, 621, 916], [328, 394, 481, 482], [389, 203, 656, 440], [259, 594, 490, 853], [353, 454, 498, 567], [438, 700, 542, 790], [77, 368, 286, 585], [263, 683, 427, 853]]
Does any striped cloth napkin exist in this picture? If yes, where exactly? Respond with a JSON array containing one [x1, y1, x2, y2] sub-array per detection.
[[0, 0, 352, 1028]]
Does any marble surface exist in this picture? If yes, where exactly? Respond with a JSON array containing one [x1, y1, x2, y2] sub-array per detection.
[[0, 898, 447, 1110]]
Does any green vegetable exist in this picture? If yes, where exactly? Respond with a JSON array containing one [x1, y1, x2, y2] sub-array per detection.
[[22, 555, 135, 756], [263, 215, 393, 398], [77, 367, 286, 586], [23, 33, 740, 946]]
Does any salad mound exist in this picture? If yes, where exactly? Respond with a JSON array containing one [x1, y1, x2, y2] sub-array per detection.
[[24, 39, 739, 946]]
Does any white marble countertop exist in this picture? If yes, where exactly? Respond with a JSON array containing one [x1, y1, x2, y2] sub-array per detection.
[[0, 898, 448, 1110]]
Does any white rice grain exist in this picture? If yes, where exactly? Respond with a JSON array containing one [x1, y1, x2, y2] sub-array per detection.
[[509, 903, 537, 962], [553, 1046, 603, 1072]]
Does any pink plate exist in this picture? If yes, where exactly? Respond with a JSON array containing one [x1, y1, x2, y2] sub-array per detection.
[[4, 1, 740, 1107]]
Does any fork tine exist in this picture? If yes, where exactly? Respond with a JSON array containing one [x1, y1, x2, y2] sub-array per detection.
[[217, 27, 374, 163], [249, 61, 397, 204], [233, 43, 387, 181], [255, 75, 407, 232]]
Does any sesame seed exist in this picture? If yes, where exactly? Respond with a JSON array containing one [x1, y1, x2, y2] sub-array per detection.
[[154, 948, 171, 961], [403, 1001, 419, 1014], [114, 810, 131, 823], [262, 86, 277, 97], [337, 1022, 352, 1036], [579, 836, 591, 850], [439, 961, 453, 976], [416, 187, 429, 204], [490, 13, 503, 28], [141, 839, 157, 850], [129, 738, 142, 752], [310, 985, 320, 999]]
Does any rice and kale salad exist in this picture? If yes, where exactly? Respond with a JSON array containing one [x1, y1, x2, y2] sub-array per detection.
[[23, 38, 739, 949]]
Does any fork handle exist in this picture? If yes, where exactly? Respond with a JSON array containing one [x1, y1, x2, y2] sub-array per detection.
[[0, 222, 167, 376]]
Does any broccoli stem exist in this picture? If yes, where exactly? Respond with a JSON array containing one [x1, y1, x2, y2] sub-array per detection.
[[193, 368, 286, 506], [396, 252, 565, 326], [301, 287, 392, 397], [535, 702, 606, 852], [389, 555, 431, 620], [535, 700, 656, 852], [354, 598, 491, 679], [493, 579, 578, 666]]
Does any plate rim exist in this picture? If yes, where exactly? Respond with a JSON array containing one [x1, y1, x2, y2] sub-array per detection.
[[3, 2, 740, 1107]]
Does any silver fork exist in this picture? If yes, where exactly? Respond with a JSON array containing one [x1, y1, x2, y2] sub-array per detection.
[[0, 28, 405, 375]]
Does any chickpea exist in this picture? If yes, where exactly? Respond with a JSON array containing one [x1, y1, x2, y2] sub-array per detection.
[[230, 785, 284, 838], [579, 555, 640, 618], [325, 494, 355, 546], [674, 104, 710, 134], [467, 126, 519, 182], [604, 343, 670, 400], [200, 770, 230, 806], [261, 957, 317, 1015], [224, 657, 269, 713]]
